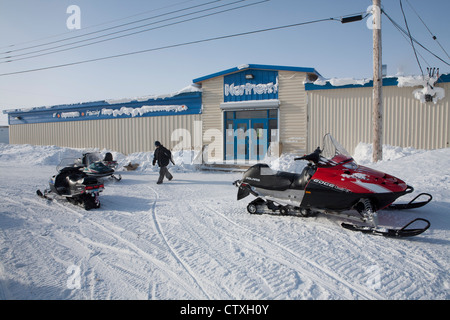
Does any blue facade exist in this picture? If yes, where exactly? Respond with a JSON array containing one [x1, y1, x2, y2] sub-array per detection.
[[5, 91, 202, 125], [223, 69, 278, 102]]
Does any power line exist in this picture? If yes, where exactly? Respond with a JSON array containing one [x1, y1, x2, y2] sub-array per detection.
[[0, 0, 214, 52], [1, 0, 265, 64], [0, 16, 340, 77], [1, 0, 264, 64], [0, 0, 238, 60], [405, 0, 450, 60], [387, 16, 431, 68], [399, 0, 423, 76], [382, 9, 450, 67]]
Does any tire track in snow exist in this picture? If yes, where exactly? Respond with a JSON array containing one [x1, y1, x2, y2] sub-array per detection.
[[204, 204, 386, 300], [155, 199, 262, 299], [31, 192, 207, 299], [147, 185, 211, 299]]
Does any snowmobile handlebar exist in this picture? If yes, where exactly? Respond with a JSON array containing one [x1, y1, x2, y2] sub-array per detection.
[[294, 147, 322, 163]]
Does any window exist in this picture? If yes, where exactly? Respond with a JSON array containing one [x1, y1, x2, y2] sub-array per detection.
[[224, 109, 278, 161]]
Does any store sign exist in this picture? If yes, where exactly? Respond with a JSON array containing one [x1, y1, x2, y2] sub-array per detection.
[[224, 70, 279, 102], [224, 78, 278, 97]]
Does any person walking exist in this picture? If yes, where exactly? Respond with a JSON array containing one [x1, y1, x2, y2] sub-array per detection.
[[152, 141, 174, 184]]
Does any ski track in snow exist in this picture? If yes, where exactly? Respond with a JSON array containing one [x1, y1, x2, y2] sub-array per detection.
[[147, 185, 211, 299], [0, 145, 449, 300]]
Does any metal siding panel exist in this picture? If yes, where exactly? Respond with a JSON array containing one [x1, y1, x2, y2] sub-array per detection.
[[308, 87, 373, 154], [201, 77, 224, 162], [279, 71, 308, 154], [7, 113, 202, 155], [308, 82, 449, 154]]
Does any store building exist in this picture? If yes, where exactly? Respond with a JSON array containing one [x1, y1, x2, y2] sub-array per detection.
[[193, 64, 320, 164], [4, 64, 449, 165], [4, 88, 202, 155]]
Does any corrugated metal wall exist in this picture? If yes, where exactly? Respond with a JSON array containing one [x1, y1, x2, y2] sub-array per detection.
[[9, 114, 202, 154], [307, 82, 450, 154], [200, 76, 224, 162], [278, 71, 308, 154]]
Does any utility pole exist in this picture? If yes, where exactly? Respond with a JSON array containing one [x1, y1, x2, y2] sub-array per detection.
[[372, 0, 383, 162]]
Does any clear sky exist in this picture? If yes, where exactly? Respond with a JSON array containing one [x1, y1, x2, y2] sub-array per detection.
[[0, 0, 449, 125]]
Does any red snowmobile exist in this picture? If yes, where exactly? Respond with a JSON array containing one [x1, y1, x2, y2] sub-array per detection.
[[234, 134, 432, 238]]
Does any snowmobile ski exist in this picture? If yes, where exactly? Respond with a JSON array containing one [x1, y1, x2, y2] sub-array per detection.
[[341, 218, 431, 238], [36, 189, 49, 199], [387, 192, 432, 210], [111, 173, 122, 181]]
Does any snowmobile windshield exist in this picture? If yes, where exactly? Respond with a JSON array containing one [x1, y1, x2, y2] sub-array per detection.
[[319, 134, 356, 167], [57, 158, 83, 172], [83, 152, 102, 166]]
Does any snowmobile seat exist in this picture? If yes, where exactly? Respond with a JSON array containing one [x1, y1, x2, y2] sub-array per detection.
[[104, 152, 113, 162], [243, 164, 303, 191], [289, 165, 315, 190], [274, 171, 301, 190]]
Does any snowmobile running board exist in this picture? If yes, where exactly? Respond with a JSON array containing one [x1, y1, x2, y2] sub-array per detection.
[[387, 193, 432, 210], [341, 218, 431, 238]]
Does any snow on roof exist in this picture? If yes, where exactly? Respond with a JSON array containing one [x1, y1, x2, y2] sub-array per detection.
[[306, 74, 448, 104], [312, 77, 371, 87], [3, 84, 202, 115], [104, 84, 201, 105]]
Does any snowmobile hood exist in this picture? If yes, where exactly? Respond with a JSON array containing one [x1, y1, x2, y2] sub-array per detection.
[[84, 162, 114, 174], [312, 164, 407, 194]]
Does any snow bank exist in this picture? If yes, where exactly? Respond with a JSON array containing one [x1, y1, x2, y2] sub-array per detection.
[[0, 143, 83, 165], [0, 141, 442, 175], [353, 142, 427, 165], [0, 143, 201, 173], [264, 153, 306, 173]]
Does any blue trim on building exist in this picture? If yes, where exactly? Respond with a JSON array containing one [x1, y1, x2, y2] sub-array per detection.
[[437, 73, 450, 83], [193, 64, 320, 83], [5, 91, 202, 125], [305, 74, 450, 91]]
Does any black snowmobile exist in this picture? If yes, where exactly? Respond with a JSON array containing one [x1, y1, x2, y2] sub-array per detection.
[[234, 134, 432, 238], [37, 161, 104, 210], [78, 151, 122, 181]]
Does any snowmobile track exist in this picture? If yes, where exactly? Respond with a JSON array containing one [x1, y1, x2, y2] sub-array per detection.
[[43, 191, 208, 299], [147, 186, 211, 299], [202, 204, 385, 300]]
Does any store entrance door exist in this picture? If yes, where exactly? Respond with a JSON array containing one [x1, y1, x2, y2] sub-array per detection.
[[250, 119, 268, 161], [224, 109, 277, 162], [235, 119, 249, 161]]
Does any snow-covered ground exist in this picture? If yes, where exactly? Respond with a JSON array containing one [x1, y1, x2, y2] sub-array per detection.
[[0, 142, 449, 300]]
